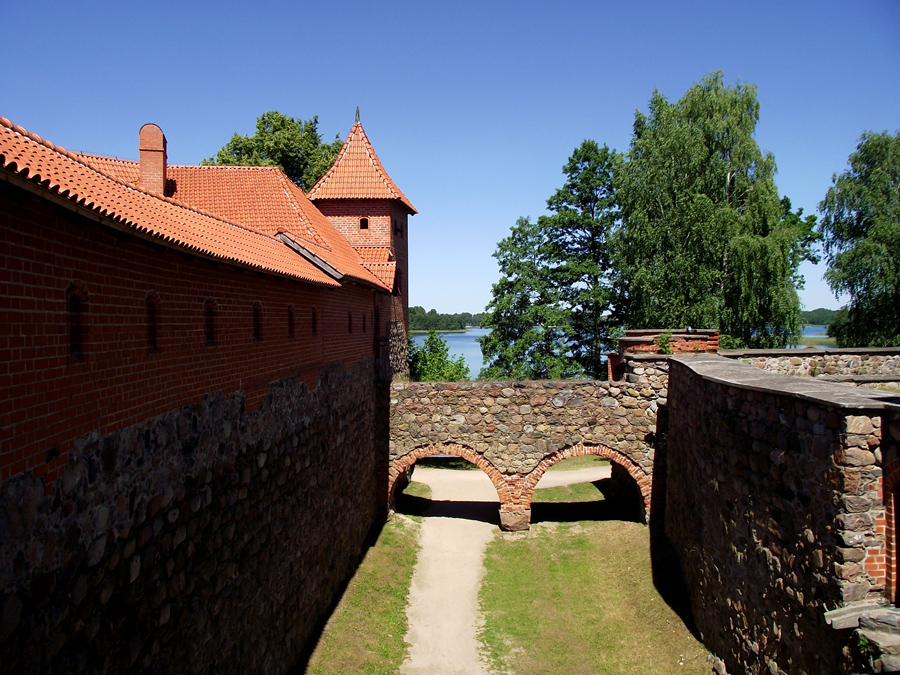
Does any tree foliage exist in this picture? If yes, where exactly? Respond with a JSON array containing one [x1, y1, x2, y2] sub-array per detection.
[[203, 111, 342, 191], [819, 131, 900, 347], [615, 72, 817, 348], [479, 217, 579, 380], [542, 141, 621, 378], [409, 330, 470, 381]]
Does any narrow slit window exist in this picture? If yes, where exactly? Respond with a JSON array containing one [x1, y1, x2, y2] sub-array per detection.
[[204, 300, 216, 347], [288, 305, 295, 338], [146, 292, 159, 352], [348, 312, 353, 333], [67, 285, 86, 360], [253, 302, 263, 342], [311, 308, 318, 335], [359, 217, 369, 230], [363, 313, 367, 332]]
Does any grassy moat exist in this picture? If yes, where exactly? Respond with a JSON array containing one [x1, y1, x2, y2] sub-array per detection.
[[305, 460, 709, 674]]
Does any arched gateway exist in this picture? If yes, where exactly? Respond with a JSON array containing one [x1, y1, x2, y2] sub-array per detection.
[[388, 379, 662, 530]]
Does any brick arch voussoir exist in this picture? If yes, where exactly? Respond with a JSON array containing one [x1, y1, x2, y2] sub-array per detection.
[[519, 443, 652, 514], [883, 457, 900, 603], [388, 443, 512, 508]]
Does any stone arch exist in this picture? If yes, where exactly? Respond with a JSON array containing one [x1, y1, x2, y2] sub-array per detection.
[[518, 443, 652, 523], [388, 443, 512, 511]]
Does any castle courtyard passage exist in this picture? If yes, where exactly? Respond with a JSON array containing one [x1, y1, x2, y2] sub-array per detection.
[[388, 366, 668, 530]]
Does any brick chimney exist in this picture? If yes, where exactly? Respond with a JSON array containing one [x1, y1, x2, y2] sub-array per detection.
[[139, 123, 167, 195]]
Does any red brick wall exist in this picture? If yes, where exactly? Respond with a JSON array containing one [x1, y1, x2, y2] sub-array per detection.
[[0, 180, 387, 484], [314, 198, 393, 247], [390, 202, 409, 332]]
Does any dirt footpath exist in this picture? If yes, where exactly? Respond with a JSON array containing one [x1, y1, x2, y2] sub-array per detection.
[[400, 465, 610, 675]]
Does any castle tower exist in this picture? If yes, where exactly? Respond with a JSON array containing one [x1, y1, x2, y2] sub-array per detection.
[[308, 111, 417, 375]]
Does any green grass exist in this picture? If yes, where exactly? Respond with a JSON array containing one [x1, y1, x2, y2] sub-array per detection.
[[393, 480, 433, 521], [305, 516, 421, 675], [547, 455, 610, 471], [478, 520, 709, 675], [401, 480, 432, 500], [532, 481, 604, 503]]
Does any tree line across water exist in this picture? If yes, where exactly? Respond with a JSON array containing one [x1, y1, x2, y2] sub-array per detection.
[[409, 307, 485, 332]]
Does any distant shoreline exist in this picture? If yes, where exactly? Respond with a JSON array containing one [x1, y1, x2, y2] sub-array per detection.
[[409, 329, 469, 334]]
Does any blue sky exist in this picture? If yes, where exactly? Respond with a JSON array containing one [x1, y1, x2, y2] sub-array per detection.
[[6, 1, 899, 314]]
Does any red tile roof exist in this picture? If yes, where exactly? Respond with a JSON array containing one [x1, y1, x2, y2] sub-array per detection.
[[308, 121, 417, 214], [0, 119, 393, 292], [355, 246, 394, 263]]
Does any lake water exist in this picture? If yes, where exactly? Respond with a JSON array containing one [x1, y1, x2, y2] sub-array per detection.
[[411, 328, 490, 377], [412, 324, 833, 378]]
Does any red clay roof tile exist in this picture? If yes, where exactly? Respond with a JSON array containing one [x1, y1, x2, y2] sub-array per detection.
[[1, 118, 388, 291], [307, 121, 417, 214]]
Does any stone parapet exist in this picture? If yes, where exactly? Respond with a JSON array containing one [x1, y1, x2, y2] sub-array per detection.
[[728, 349, 900, 379]]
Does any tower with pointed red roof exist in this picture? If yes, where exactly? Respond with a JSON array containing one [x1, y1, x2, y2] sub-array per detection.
[[308, 110, 417, 375]]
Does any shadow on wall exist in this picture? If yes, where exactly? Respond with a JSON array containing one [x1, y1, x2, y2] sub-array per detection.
[[648, 405, 700, 642], [287, 516, 388, 675]]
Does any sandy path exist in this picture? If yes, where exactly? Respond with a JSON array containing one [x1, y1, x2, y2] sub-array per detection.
[[400, 465, 610, 675]]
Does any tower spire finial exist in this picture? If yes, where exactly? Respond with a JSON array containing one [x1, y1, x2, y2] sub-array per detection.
[[355, 107, 360, 124]]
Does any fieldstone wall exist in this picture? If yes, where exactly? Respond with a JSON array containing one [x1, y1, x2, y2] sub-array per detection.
[[389, 320, 409, 378], [665, 354, 900, 674], [0, 361, 381, 675], [389, 377, 665, 528], [732, 348, 900, 378]]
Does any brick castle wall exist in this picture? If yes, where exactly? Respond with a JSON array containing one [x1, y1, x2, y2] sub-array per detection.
[[0, 180, 385, 483], [0, 177, 389, 672]]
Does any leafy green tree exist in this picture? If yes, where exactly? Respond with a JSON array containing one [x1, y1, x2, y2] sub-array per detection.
[[479, 217, 579, 380], [408, 306, 467, 331], [819, 131, 900, 347], [542, 140, 621, 378], [614, 72, 817, 348], [203, 111, 342, 191], [409, 331, 470, 381]]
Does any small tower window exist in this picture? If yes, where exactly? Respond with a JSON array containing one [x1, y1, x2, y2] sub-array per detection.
[[311, 308, 318, 335], [204, 299, 216, 347], [359, 217, 369, 230], [146, 292, 160, 352], [252, 302, 263, 342], [287, 305, 295, 338], [67, 284, 87, 361]]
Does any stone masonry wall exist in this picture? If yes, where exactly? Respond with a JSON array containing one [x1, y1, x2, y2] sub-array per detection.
[[0, 361, 381, 675], [665, 354, 900, 675], [736, 350, 900, 378], [389, 375, 666, 527]]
